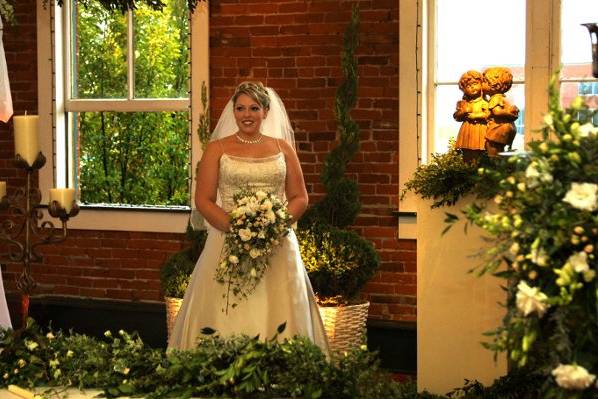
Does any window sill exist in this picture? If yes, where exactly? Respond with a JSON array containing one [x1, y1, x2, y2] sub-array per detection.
[[41, 205, 191, 233], [395, 210, 417, 240]]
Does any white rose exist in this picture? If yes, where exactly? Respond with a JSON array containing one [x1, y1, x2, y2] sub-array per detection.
[[249, 248, 261, 259], [238, 228, 253, 242], [266, 210, 276, 224], [516, 280, 549, 317], [260, 199, 273, 211], [567, 251, 589, 273], [563, 182, 598, 212], [276, 209, 287, 219], [46, 332, 55, 340], [245, 201, 258, 215], [228, 255, 239, 264], [255, 191, 267, 201], [552, 364, 596, 390], [257, 231, 266, 239], [578, 122, 598, 138]]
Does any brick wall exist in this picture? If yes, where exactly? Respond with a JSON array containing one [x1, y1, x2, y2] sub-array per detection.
[[0, 0, 416, 322]]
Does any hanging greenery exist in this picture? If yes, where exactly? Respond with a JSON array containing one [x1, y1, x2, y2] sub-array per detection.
[[49, 0, 204, 14]]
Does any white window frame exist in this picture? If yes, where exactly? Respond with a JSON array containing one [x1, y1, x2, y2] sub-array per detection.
[[398, 0, 561, 239], [37, 0, 209, 233]]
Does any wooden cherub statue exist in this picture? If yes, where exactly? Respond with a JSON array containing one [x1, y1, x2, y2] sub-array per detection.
[[453, 70, 490, 162], [482, 67, 519, 156]]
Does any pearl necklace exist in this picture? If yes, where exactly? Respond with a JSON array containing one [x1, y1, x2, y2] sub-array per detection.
[[235, 133, 263, 144]]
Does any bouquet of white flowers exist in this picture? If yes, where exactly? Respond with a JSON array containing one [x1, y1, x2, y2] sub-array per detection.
[[216, 189, 292, 313]]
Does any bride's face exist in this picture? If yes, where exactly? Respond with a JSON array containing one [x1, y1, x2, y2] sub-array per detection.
[[233, 94, 268, 136]]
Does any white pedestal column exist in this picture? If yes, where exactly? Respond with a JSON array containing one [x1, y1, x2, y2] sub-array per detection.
[[417, 197, 506, 394]]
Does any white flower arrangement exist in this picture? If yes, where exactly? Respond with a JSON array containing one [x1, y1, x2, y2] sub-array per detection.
[[463, 80, 597, 394], [215, 189, 292, 313]]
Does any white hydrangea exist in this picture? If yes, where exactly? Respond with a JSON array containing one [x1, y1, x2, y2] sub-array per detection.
[[552, 364, 596, 390]]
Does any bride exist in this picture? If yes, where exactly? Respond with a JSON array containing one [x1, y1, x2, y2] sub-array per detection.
[[168, 81, 329, 354]]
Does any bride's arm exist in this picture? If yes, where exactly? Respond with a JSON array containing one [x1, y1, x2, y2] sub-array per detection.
[[281, 140, 309, 222], [195, 141, 231, 232]]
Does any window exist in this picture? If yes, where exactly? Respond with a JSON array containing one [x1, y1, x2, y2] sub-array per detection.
[[69, 1, 190, 206], [398, 0, 598, 239], [37, 1, 209, 232], [559, 0, 598, 107], [432, 0, 526, 155]]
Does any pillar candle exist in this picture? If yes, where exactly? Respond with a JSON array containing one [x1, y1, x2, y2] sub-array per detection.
[[49, 188, 75, 213], [0, 181, 5, 198], [13, 114, 40, 166]]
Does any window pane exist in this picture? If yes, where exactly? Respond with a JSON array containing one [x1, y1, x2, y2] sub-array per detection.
[[560, 0, 598, 79], [434, 0, 526, 156], [72, 1, 127, 98], [74, 111, 190, 206], [436, 0, 526, 83], [134, 0, 190, 98], [434, 83, 525, 154]]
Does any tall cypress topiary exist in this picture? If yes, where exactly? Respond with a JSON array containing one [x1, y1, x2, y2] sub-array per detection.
[[301, 5, 361, 229], [298, 6, 379, 305]]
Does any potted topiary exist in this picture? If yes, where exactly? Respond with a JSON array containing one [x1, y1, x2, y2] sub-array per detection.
[[160, 224, 207, 340], [296, 223, 379, 353], [297, 6, 380, 354]]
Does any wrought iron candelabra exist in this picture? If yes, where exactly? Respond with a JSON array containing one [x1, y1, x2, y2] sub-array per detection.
[[0, 152, 79, 326]]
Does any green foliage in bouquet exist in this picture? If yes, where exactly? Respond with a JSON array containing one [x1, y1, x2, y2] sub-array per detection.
[[0, 318, 406, 399], [297, 223, 379, 303], [462, 78, 598, 397], [400, 140, 510, 209], [160, 224, 207, 298]]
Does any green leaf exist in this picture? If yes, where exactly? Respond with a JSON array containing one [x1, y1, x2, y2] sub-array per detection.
[[276, 322, 287, 334], [200, 327, 216, 335]]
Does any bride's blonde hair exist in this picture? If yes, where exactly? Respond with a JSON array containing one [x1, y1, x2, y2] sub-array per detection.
[[232, 81, 271, 110]]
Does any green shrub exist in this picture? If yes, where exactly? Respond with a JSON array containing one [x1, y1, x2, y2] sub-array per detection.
[[159, 226, 207, 298], [297, 222, 379, 303], [399, 141, 508, 209]]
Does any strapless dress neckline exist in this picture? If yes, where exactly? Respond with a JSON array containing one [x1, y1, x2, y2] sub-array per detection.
[[221, 152, 283, 162]]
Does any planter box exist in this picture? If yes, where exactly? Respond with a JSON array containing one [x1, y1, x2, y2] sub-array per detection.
[[417, 197, 507, 394]]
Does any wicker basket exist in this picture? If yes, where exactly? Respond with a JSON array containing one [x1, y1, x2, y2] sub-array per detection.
[[164, 296, 183, 341], [318, 301, 369, 354]]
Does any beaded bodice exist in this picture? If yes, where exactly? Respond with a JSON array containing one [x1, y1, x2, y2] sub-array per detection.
[[218, 152, 286, 212]]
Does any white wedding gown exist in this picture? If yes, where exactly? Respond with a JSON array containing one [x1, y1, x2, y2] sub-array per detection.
[[168, 152, 329, 354]]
